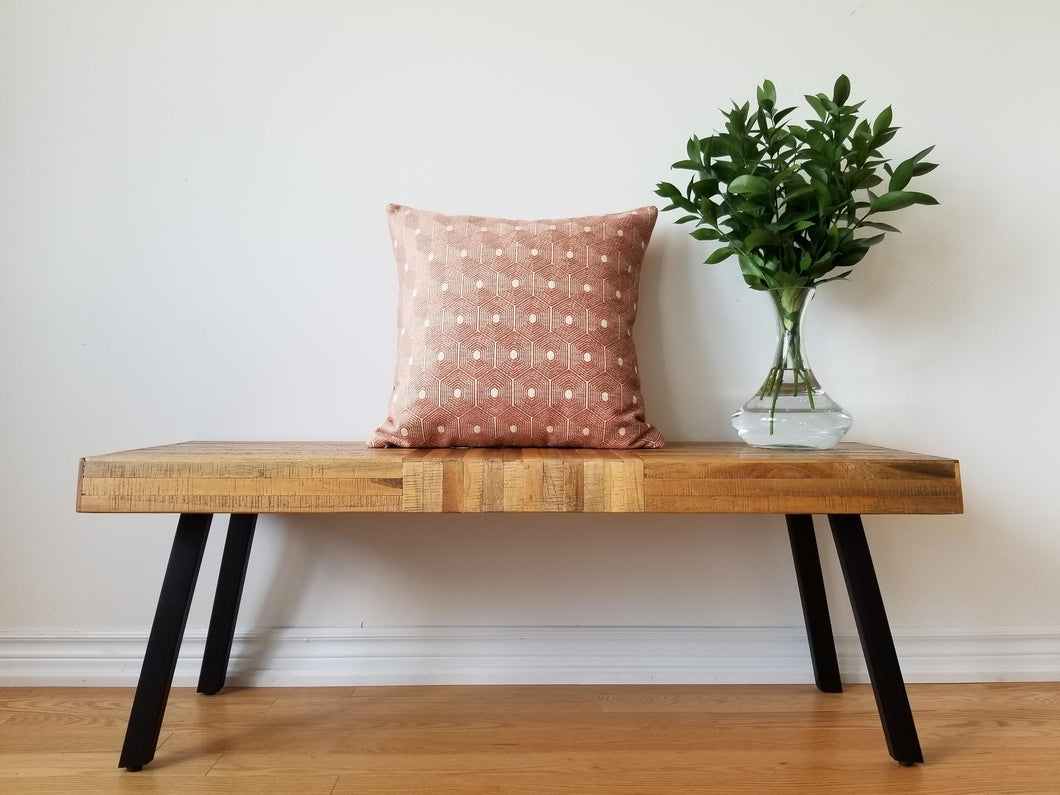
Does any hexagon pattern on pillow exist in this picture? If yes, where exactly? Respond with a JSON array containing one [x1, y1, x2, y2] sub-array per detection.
[[368, 204, 665, 448]]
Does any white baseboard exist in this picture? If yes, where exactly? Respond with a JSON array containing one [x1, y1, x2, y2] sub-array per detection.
[[1, 625, 1057, 687]]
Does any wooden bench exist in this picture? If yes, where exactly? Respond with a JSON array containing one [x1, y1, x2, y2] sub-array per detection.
[[76, 441, 963, 770]]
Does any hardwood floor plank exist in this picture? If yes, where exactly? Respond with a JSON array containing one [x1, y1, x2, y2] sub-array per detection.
[[2, 684, 1058, 793], [0, 774, 340, 795], [0, 723, 126, 752], [0, 750, 217, 777]]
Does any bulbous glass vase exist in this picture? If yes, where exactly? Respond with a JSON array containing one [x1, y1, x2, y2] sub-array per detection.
[[731, 287, 852, 449]]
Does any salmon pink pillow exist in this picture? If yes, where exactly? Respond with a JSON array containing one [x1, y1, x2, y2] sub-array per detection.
[[368, 204, 665, 448]]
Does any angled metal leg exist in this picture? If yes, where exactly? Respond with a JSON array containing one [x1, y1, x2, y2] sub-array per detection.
[[786, 514, 843, 693], [119, 513, 212, 771], [198, 514, 257, 695], [829, 514, 923, 766]]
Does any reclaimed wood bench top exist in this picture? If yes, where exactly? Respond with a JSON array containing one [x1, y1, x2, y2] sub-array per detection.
[[76, 441, 962, 515]]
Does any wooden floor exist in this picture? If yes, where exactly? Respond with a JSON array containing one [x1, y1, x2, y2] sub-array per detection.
[[2, 683, 1058, 794]]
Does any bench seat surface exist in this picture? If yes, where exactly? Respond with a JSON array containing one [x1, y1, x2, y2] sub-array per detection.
[[77, 441, 962, 515]]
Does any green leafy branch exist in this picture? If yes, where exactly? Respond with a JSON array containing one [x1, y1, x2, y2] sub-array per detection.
[[655, 75, 938, 291]]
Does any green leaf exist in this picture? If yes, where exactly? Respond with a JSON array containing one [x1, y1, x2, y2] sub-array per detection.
[[833, 74, 851, 106], [757, 79, 777, 109], [754, 108, 770, 135], [807, 118, 833, 136], [655, 182, 681, 199], [736, 199, 766, 214], [744, 229, 780, 248], [853, 233, 886, 248], [834, 246, 871, 268], [727, 174, 772, 196], [804, 255, 837, 279], [674, 215, 699, 224], [835, 115, 857, 142], [912, 161, 938, 176], [698, 197, 718, 223], [737, 253, 768, 277], [705, 247, 735, 264], [804, 164, 829, 184], [782, 185, 817, 206], [689, 178, 720, 198], [888, 157, 917, 191], [789, 124, 810, 144], [671, 159, 703, 171], [887, 145, 935, 191], [857, 173, 883, 190], [711, 160, 737, 182], [813, 180, 831, 215], [873, 106, 893, 136], [870, 191, 939, 212], [772, 106, 797, 125], [769, 164, 801, 188], [805, 93, 828, 120], [859, 220, 902, 233], [698, 136, 718, 160], [691, 228, 722, 241], [871, 128, 898, 148], [815, 269, 853, 285], [727, 101, 749, 134], [910, 145, 935, 163]]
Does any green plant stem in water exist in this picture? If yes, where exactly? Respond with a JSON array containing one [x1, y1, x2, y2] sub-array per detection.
[[759, 288, 817, 435]]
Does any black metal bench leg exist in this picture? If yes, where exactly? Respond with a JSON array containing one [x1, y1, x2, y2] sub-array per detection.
[[786, 514, 843, 693], [198, 513, 257, 695], [119, 513, 212, 771], [828, 513, 924, 766]]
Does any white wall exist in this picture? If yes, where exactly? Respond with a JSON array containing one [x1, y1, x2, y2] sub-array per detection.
[[2, 0, 1058, 684]]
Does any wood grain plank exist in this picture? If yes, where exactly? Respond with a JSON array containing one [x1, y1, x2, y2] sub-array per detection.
[[440, 451, 466, 513], [76, 494, 404, 514], [481, 449, 507, 512], [541, 449, 583, 512], [0, 772, 339, 795], [520, 448, 545, 512], [502, 448, 527, 512], [459, 448, 486, 513]]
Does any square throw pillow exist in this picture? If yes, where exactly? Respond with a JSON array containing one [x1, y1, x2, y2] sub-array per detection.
[[368, 204, 665, 448]]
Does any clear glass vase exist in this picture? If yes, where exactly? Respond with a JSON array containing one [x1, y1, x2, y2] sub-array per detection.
[[731, 287, 852, 449]]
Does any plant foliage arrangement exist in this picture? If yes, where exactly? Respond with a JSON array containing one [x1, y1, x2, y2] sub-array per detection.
[[654, 75, 938, 292]]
